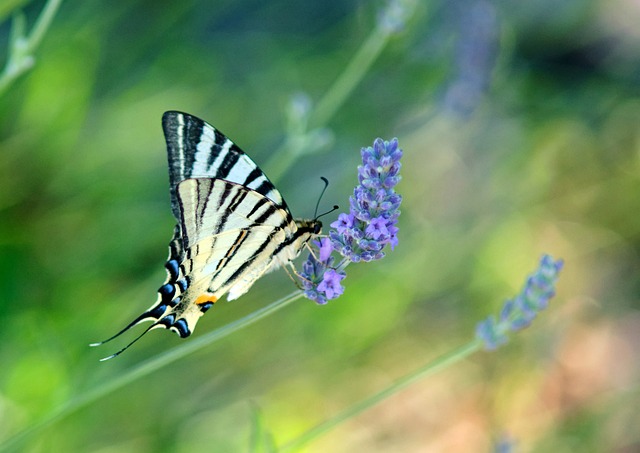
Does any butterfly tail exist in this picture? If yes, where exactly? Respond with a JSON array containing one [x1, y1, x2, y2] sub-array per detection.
[[96, 322, 159, 361], [89, 299, 172, 347]]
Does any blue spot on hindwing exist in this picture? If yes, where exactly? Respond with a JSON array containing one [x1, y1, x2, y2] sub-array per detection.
[[159, 314, 175, 328], [173, 318, 191, 338], [169, 296, 180, 308], [199, 302, 214, 313], [148, 304, 167, 319], [158, 283, 176, 301], [165, 259, 180, 279]]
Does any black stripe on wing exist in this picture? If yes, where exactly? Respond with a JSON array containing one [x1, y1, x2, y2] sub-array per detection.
[[162, 111, 287, 220]]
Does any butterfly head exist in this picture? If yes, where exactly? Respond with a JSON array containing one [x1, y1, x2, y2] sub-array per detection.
[[310, 203, 339, 235], [295, 218, 322, 236], [293, 203, 339, 246]]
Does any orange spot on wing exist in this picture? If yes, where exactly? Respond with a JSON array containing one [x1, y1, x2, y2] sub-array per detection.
[[195, 293, 218, 306]]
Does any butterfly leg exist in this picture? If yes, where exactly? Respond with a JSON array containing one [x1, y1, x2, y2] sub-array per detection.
[[304, 242, 322, 262], [281, 262, 306, 290]]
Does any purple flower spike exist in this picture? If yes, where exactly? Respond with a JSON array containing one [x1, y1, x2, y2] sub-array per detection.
[[476, 255, 564, 350], [331, 138, 402, 263], [298, 137, 403, 304]]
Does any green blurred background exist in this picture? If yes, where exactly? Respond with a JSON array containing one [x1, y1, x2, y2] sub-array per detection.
[[1, 0, 639, 451]]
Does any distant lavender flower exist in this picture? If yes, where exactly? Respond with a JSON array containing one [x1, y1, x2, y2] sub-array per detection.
[[494, 434, 516, 453], [442, 0, 499, 117], [299, 138, 403, 304], [378, 0, 415, 34], [476, 255, 564, 350]]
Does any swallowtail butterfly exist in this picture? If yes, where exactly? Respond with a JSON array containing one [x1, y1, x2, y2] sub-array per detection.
[[93, 111, 321, 359]]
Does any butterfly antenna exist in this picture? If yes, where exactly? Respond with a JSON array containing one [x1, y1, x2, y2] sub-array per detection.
[[314, 177, 330, 219], [98, 322, 158, 361], [315, 204, 340, 219]]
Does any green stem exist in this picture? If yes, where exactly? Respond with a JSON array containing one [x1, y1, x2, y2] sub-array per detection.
[[263, 1, 417, 183], [0, 0, 63, 97], [0, 291, 303, 452], [279, 339, 482, 452], [26, 0, 62, 51], [309, 23, 393, 130]]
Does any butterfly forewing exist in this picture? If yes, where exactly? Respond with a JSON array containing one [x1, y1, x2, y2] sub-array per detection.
[[163, 111, 286, 219], [93, 111, 320, 359]]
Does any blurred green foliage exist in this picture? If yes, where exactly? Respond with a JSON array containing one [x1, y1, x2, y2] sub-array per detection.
[[1, 0, 639, 452]]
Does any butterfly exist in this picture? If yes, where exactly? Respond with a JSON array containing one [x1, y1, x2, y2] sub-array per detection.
[[92, 111, 322, 360]]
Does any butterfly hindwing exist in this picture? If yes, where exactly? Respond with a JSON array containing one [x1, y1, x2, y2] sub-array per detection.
[[116, 179, 296, 340]]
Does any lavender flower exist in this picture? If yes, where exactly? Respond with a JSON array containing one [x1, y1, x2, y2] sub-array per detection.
[[476, 255, 564, 350], [378, 0, 415, 34], [330, 138, 402, 262], [299, 138, 403, 304], [317, 269, 346, 300], [494, 435, 516, 453], [442, 0, 499, 117], [299, 238, 346, 305]]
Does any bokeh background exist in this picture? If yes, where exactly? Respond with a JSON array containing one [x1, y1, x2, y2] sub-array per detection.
[[1, 0, 639, 451]]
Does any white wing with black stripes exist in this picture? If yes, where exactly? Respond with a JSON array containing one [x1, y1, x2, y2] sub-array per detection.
[[92, 111, 321, 360]]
